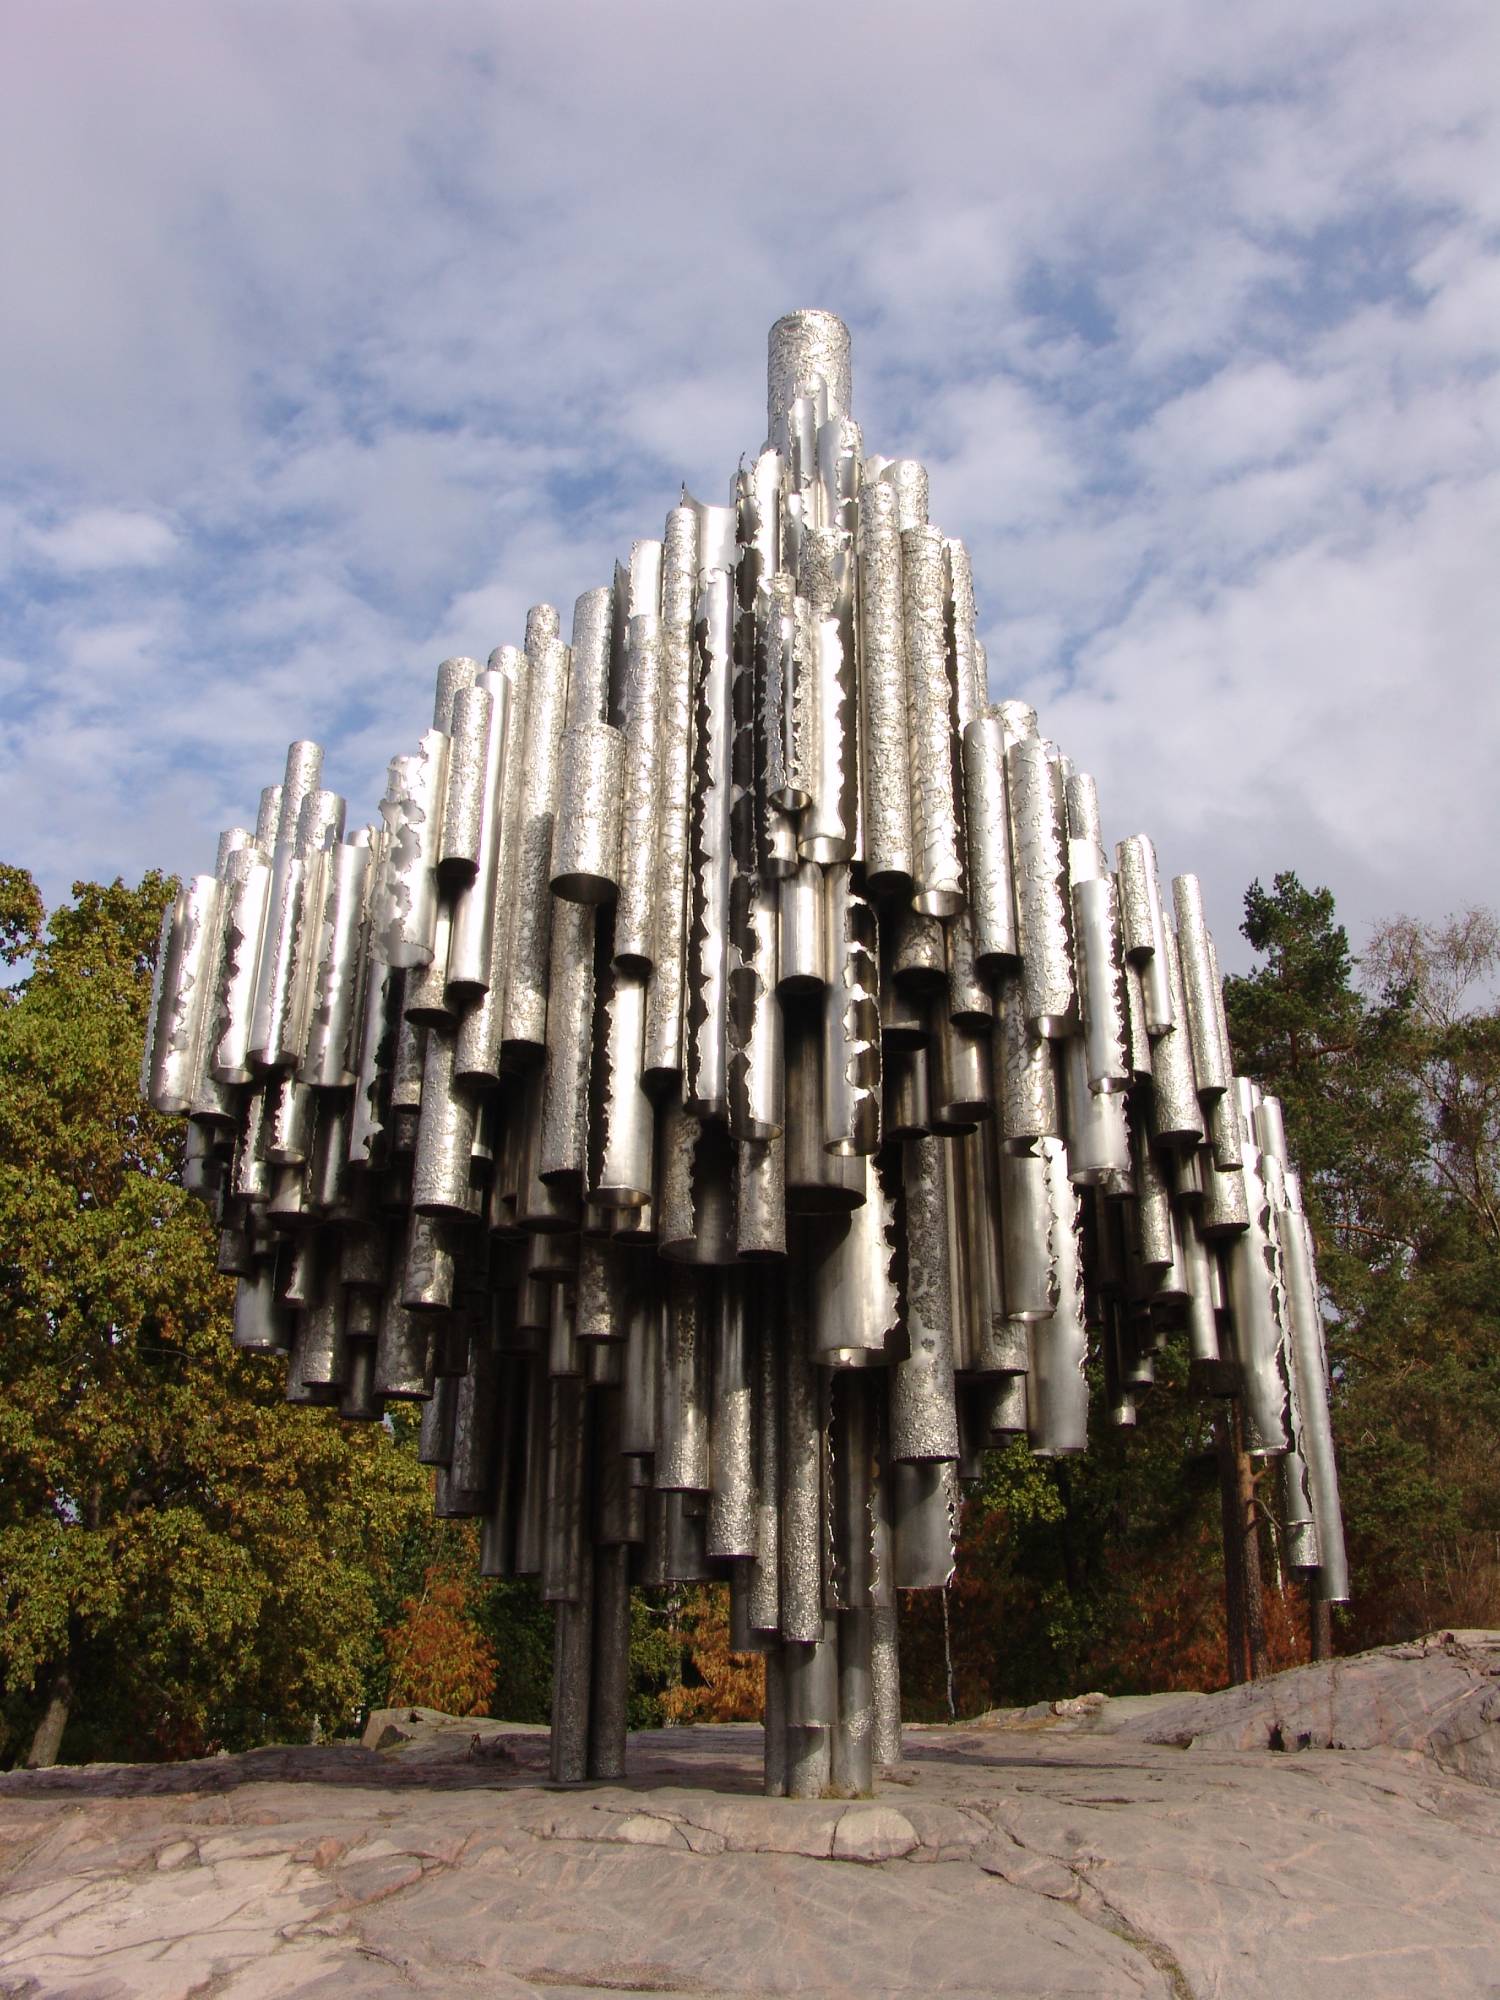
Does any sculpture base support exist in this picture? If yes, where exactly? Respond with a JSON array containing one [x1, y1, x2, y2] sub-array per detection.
[[761, 1600, 896, 1797]]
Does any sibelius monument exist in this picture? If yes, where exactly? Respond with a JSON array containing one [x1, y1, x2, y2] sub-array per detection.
[[142, 310, 1347, 1798]]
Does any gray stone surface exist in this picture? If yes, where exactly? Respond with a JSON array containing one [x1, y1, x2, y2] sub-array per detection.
[[2, 1637, 1498, 1998]]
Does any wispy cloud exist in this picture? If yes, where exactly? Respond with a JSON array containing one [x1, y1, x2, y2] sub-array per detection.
[[1, 0, 1496, 965]]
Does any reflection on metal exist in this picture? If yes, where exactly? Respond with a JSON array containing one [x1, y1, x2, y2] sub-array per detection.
[[148, 310, 1348, 1799]]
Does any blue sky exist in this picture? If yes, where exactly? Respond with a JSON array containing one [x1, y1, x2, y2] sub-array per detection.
[[2, 0, 1497, 970]]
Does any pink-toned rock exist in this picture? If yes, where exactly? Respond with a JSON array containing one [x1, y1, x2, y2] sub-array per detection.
[[0, 1639, 1497, 1998], [831, 1805, 918, 1862]]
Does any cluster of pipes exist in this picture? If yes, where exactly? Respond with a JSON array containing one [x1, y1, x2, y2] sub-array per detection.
[[142, 310, 1348, 1797]]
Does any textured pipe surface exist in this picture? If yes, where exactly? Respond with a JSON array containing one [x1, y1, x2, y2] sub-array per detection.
[[856, 478, 913, 894], [503, 619, 571, 1055], [902, 525, 964, 916]]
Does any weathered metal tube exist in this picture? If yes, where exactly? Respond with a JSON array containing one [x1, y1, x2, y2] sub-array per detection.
[[797, 528, 856, 864], [372, 731, 449, 970], [503, 612, 571, 1056], [1027, 1139, 1090, 1453], [591, 963, 655, 1209], [538, 898, 595, 1190], [149, 874, 225, 1115], [438, 680, 493, 885], [821, 865, 881, 1156], [902, 525, 964, 916], [890, 1137, 960, 1461], [1007, 734, 1073, 1036], [684, 568, 734, 1117], [612, 613, 664, 965], [963, 712, 1019, 969], [1173, 874, 1230, 1101], [643, 503, 698, 1085], [708, 1275, 756, 1558], [452, 645, 528, 1082], [856, 478, 913, 896], [551, 720, 624, 906], [767, 309, 851, 454]]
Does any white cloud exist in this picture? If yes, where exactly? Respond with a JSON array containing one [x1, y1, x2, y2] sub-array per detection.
[[23, 509, 179, 573], [0, 0, 1494, 977]]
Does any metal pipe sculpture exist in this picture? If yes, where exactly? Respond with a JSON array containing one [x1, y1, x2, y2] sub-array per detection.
[[145, 310, 1349, 1797]]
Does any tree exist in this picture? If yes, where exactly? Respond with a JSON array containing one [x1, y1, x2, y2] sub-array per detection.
[[1224, 876, 1500, 1646], [0, 868, 432, 1766]]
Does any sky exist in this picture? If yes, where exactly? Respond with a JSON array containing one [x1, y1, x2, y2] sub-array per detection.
[[2, 0, 1497, 974]]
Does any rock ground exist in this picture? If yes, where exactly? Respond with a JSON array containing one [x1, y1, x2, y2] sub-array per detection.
[[2, 1634, 1498, 1999]]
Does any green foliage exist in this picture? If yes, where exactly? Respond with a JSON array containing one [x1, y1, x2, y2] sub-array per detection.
[[0, 865, 43, 975], [937, 871, 1500, 1709], [0, 867, 431, 1765], [905, 1359, 1233, 1717], [1224, 878, 1500, 1644]]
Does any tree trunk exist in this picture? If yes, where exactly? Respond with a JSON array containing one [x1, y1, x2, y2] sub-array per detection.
[[1308, 1581, 1333, 1662], [1217, 1399, 1270, 1683], [1217, 1407, 1249, 1685], [24, 1662, 74, 1769], [1235, 1408, 1269, 1681]]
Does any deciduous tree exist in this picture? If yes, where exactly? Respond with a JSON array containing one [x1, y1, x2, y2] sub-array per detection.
[[0, 870, 431, 1766]]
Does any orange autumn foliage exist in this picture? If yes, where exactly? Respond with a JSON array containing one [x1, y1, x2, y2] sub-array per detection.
[[658, 1587, 765, 1723], [381, 1566, 499, 1717]]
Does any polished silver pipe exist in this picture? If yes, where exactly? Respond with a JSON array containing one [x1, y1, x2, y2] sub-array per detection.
[[551, 721, 624, 906], [944, 539, 984, 735], [735, 1132, 786, 1259], [856, 476, 914, 896], [411, 1028, 476, 1216], [299, 840, 372, 1089], [1150, 928, 1206, 1147], [503, 612, 571, 1058], [372, 731, 449, 970], [1116, 835, 1173, 1033], [809, 1155, 900, 1364], [643, 503, 698, 1085], [748, 1296, 782, 1636], [1027, 1139, 1090, 1453], [658, 1092, 736, 1260], [728, 875, 784, 1143], [1225, 1138, 1292, 1454], [891, 1459, 958, 1587], [962, 712, 1019, 969], [612, 612, 664, 965], [590, 960, 654, 1209], [438, 679, 494, 885], [761, 571, 812, 812], [993, 974, 1061, 1150], [148, 874, 225, 1115], [871, 1605, 902, 1766], [778, 1269, 824, 1643], [1173, 874, 1229, 1101], [881, 458, 928, 532], [453, 644, 528, 1084], [797, 528, 856, 864], [767, 309, 851, 455], [890, 1137, 960, 1461], [538, 898, 596, 1190], [777, 858, 826, 994], [708, 1275, 756, 1557], [1071, 870, 1130, 1096], [902, 525, 964, 916], [821, 865, 881, 1156], [207, 846, 273, 1085], [684, 568, 735, 1118], [1280, 1171, 1349, 1601], [1007, 734, 1073, 1036]]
